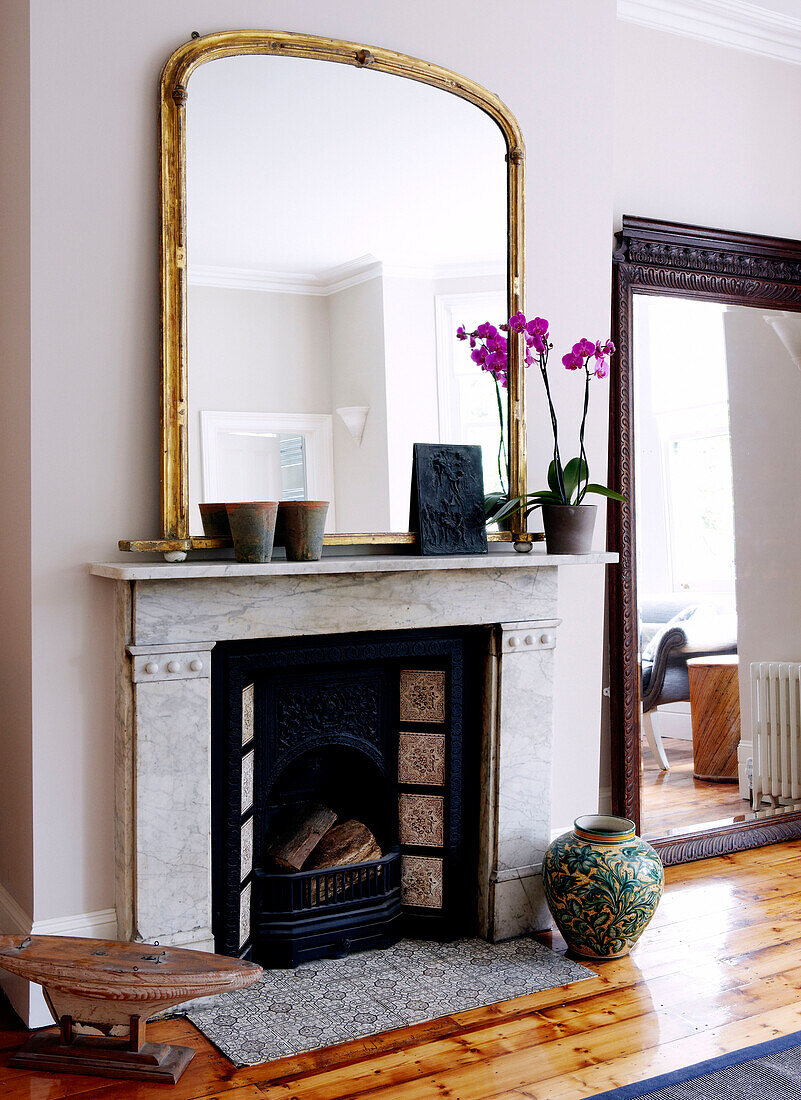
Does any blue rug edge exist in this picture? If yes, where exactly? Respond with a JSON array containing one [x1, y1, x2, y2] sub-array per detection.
[[586, 1029, 801, 1100]]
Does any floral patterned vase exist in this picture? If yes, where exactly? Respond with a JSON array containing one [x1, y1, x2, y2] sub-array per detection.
[[542, 815, 664, 960]]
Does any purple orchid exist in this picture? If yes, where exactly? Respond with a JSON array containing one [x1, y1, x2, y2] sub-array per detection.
[[457, 312, 621, 519]]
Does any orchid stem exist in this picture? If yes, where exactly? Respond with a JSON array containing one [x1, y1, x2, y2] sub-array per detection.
[[494, 376, 508, 496], [577, 361, 591, 504], [538, 347, 567, 503]]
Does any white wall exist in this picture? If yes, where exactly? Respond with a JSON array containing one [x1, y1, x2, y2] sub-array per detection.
[[725, 306, 801, 738], [328, 276, 391, 531], [382, 275, 439, 530], [25, 0, 800, 960], [187, 285, 331, 528], [598, 20, 801, 813], [0, 0, 34, 961]]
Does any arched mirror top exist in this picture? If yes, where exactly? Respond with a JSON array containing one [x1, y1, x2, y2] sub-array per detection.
[[121, 30, 528, 555]]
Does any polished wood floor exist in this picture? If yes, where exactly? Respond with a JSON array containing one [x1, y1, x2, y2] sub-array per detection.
[[641, 736, 750, 836], [4, 841, 801, 1098]]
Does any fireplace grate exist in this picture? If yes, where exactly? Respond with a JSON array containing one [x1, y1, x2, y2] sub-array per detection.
[[252, 849, 402, 967], [258, 850, 400, 914]]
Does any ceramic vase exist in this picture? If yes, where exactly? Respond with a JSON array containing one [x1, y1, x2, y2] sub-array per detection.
[[542, 815, 664, 959], [276, 501, 329, 561], [198, 502, 232, 539], [225, 502, 278, 563], [542, 504, 596, 554]]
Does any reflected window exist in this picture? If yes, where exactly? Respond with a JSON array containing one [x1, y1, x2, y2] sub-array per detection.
[[664, 431, 735, 592]]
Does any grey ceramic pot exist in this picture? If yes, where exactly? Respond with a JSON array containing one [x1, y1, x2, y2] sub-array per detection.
[[225, 502, 278, 563], [542, 504, 597, 554], [278, 500, 330, 562], [198, 502, 232, 539]]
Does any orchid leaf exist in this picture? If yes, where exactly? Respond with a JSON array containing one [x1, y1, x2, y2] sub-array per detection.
[[584, 483, 626, 502], [563, 457, 588, 504], [547, 460, 563, 498], [484, 492, 508, 517]]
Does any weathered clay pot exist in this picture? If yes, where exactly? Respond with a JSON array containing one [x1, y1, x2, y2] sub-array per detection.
[[542, 815, 664, 960], [198, 502, 232, 539], [542, 504, 597, 554], [277, 501, 330, 562], [225, 502, 278, 563]]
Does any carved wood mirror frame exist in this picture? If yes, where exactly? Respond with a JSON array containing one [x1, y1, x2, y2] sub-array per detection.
[[120, 29, 531, 557], [608, 216, 801, 863]]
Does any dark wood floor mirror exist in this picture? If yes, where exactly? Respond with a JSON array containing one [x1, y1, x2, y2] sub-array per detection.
[[608, 216, 801, 864]]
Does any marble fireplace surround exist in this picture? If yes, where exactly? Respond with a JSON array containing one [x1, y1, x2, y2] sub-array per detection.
[[90, 551, 615, 958]]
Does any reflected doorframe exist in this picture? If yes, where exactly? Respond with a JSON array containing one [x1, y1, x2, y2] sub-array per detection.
[[608, 215, 801, 865]]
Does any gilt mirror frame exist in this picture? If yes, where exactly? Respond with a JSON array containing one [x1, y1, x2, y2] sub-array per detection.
[[120, 29, 530, 555], [608, 215, 801, 864]]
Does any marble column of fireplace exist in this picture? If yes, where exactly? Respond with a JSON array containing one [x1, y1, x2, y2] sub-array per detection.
[[90, 552, 615, 954]]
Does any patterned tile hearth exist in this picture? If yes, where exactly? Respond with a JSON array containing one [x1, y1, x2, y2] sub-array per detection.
[[185, 938, 593, 1066]]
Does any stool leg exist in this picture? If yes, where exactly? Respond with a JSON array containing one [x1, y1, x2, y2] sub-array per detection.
[[642, 708, 670, 771]]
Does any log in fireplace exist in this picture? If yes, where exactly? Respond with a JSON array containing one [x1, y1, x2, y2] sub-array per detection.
[[211, 628, 484, 967]]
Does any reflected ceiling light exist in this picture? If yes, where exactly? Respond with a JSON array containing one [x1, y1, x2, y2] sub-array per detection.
[[765, 313, 801, 370], [336, 406, 369, 446]]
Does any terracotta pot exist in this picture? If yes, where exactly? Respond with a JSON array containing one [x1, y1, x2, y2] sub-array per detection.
[[198, 502, 232, 539], [277, 501, 330, 562], [225, 502, 278, 563], [542, 815, 664, 960], [542, 504, 596, 554]]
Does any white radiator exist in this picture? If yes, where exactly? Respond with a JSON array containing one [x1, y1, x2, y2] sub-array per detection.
[[751, 662, 801, 810]]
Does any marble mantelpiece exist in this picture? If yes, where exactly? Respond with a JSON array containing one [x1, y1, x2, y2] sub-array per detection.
[[90, 552, 616, 956]]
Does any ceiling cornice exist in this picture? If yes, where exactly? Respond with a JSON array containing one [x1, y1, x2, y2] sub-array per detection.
[[617, 0, 801, 66], [188, 257, 504, 296]]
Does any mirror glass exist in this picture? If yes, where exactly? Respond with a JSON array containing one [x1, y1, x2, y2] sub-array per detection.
[[185, 55, 509, 536], [633, 294, 801, 838]]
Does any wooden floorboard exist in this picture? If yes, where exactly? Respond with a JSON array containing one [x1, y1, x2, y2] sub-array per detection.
[[641, 736, 749, 836], [3, 841, 801, 1098]]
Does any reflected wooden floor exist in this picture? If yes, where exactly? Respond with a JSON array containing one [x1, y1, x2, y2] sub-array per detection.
[[4, 841, 801, 1098], [641, 736, 749, 837]]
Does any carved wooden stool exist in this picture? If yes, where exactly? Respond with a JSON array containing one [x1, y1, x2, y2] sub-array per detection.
[[0, 935, 261, 1083]]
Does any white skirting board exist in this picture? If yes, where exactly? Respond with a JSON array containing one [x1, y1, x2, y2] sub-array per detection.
[[0, 883, 117, 1027]]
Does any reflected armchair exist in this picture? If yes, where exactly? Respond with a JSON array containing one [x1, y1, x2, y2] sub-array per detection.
[[641, 596, 738, 771]]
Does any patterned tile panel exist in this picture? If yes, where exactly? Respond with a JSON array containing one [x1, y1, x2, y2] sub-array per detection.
[[241, 817, 254, 881], [242, 682, 255, 746], [239, 881, 252, 950], [400, 854, 444, 908], [241, 750, 254, 815], [398, 793, 444, 847], [398, 731, 446, 786], [399, 670, 446, 724]]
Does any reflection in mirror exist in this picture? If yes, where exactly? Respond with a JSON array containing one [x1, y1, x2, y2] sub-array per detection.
[[634, 295, 801, 839], [185, 56, 508, 535]]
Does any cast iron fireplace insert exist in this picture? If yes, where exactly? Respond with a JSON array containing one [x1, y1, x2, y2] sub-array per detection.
[[211, 627, 484, 967]]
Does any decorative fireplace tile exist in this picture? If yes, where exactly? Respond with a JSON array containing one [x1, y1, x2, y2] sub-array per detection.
[[398, 731, 446, 786], [399, 793, 444, 846], [242, 683, 254, 746], [241, 817, 253, 880], [401, 855, 443, 908], [239, 881, 252, 949], [241, 750, 254, 814], [399, 670, 446, 723]]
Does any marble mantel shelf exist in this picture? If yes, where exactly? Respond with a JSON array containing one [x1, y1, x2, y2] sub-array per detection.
[[89, 550, 617, 581]]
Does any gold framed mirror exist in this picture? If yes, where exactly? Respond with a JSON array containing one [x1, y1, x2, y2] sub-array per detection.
[[120, 30, 529, 557]]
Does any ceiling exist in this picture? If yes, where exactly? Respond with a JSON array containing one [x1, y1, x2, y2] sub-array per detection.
[[186, 56, 507, 278]]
